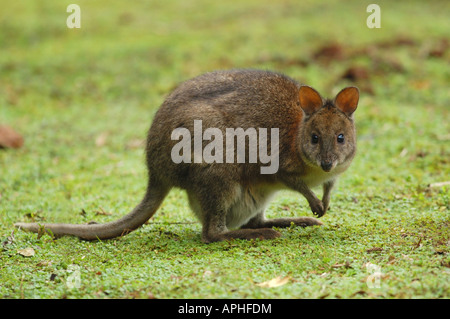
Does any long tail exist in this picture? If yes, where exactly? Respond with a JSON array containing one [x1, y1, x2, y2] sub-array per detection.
[[14, 181, 168, 240]]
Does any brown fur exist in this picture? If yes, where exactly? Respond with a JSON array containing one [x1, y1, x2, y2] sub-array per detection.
[[15, 69, 359, 243]]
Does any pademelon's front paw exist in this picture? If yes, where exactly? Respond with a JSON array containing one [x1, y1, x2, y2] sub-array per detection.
[[309, 198, 325, 217]]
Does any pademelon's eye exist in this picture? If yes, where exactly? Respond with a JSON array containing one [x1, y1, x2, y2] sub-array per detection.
[[311, 134, 319, 144], [337, 134, 345, 144]]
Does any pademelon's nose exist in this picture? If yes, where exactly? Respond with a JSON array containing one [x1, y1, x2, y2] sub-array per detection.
[[321, 161, 333, 172]]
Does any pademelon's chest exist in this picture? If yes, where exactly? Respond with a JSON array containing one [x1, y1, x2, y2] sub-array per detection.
[[300, 164, 348, 188]]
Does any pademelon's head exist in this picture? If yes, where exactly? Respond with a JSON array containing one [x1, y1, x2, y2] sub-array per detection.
[[297, 85, 359, 172]]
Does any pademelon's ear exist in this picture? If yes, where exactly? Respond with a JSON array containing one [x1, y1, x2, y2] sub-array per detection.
[[298, 85, 323, 115], [334, 87, 359, 116]]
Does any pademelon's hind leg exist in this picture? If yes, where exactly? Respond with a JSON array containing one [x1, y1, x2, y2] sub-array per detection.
[[201, 208, 281, 243], [241, 211, 323, 229], [195, 185, 281, 243]]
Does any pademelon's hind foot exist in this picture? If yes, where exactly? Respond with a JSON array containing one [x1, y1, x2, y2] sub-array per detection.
[[241, 215, 323, 229], [202, 228, 281, 243]]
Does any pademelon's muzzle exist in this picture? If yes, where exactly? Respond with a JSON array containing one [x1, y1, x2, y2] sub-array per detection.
[[320, 160, 333, 172]]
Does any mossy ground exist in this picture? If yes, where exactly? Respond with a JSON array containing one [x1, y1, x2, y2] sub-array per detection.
[[0, 0, 449, 298]]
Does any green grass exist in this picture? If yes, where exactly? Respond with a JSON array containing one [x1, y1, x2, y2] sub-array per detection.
[[0, 0, 449, 299]]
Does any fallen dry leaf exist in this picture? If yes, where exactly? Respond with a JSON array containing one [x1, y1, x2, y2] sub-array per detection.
[[95, 132, 109, 147], [95, 208, 112, 216], [428, 181, 450, 188], [36, 260, 52, 267], [2, 230, 15, 247], [125, 138, 144, 149], [0, 125, 24, 149], [402, 254, 414, 262], [387, 255, 396, 264], [366, 247, 383, 253], [18, 247, 35, 257], [332, 260, 351, 268], [341, 66, 370, 82], [256, 276, 290, 288], [313, 43, 345, 62]]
